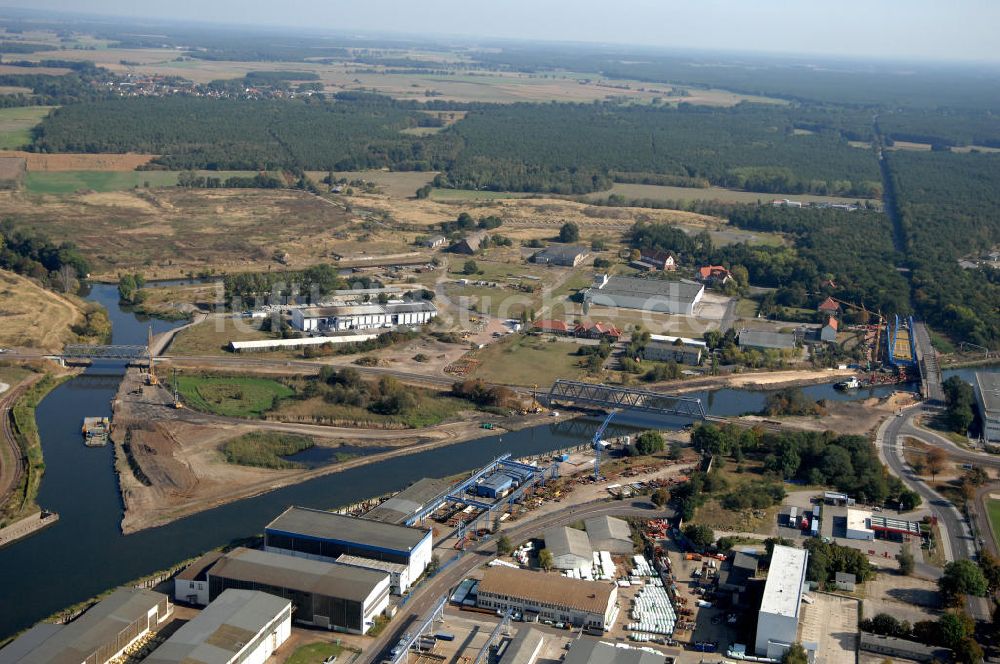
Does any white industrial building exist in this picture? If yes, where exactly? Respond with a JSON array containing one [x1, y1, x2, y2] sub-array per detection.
[[543, 526, 594, 573], [476, 567, 619, 631], [584, 516, 634, 554], [290, 301, 436, 332], [755, 545, 809, 659], [174, 551, 224, 605], [583, 275, 704, 316], [974, 372, 1000, 443], [642, 335, 706, 366], [846, 510, 875, 541], [145, 589, 291, 664]]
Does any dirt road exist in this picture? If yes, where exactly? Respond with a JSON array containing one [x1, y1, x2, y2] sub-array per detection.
[[0, 375, 41, 513]]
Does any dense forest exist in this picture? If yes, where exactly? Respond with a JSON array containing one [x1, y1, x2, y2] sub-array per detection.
[[0, 219, 90, 285], [440, 102, 881, 195], [879, 109, 1000, 148], [886, 150, 1000, 347]]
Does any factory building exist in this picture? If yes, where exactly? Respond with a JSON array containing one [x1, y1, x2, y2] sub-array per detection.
[[265, 506, 433, 586], [144, 589, 291, 664], [641, 335, 705, 365], [476, 473, 513, 499], [846, 510, 875, 541], [564, 640, 670, 664], [584, 516, 633, 554], [0, 588, 172, 664], [497, 628, 545, 664], [207, 548, 391, 634], [583, 275, 704, 316], [174, 550, 224, 605], [335, 554, 411, 595], [476, 567, 618, 631], [755, 545, 809, 659], [543, 526, 594, 573], [975, 371, 1000, 443], [290, 301, 437, 332], [364, 477, 453, 525]]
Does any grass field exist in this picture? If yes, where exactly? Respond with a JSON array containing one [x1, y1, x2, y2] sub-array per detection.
[[988, 499, 1000, 552], [0, 150, 156, 171], [0, 269, 83, 351], [307, 170, 437, 198], [176, 373, 294, 418], [0, 106, 53, 150], [168, 317, 273, 356], [470, 334, 592, 387], [23, 170, 268, 194], [286, 642, 343, 664], [273, 388, 471, 429], [221, 431, 314, 469], [430, 188, 534, 201], [585, 183, 878, 205]]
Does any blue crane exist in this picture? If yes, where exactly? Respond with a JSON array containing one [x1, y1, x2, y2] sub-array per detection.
[[592, 409, 618, 481]]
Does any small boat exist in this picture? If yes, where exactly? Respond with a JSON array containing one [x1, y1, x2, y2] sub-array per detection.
[[834, 376, 862, 390], [82, 417, 110, 447]]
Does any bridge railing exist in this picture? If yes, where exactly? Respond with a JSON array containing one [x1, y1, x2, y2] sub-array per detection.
[[545, 379, 706, 419]]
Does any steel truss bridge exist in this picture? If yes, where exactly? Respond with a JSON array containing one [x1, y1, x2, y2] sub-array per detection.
[[62, 344, 150, 360], [545, 379, 706, 419]]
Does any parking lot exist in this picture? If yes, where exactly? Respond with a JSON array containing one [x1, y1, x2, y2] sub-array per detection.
[[798, 593, 858, 664]]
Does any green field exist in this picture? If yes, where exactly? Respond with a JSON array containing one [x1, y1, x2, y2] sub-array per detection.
[[584, 182, 879, 206], [286, 642, 343, 664], [23, 170, 266, 194], [176, 373, 294, 418], [222, 431, 315, 469], [0, 106, 53, 150], [987, 499, 1000, 552], [471, 334, 591, 387]]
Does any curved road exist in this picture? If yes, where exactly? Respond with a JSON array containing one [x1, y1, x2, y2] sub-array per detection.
[[0, 376, 41, 511], [361, 500, 674, 664]]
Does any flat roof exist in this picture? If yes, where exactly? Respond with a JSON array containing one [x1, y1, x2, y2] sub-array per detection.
[[544, 526, 593, 561], [0, 588, 167, 664], [335, 554, 409, 575], [297, 301, 436, 319], [177, 551, 225, 582], [847, 509, 874, 533], [364, 477, 453, 524], [590, 276, 703, 303], [647, 334, 707, 348], [266, 506, 430, 554], [144, 590, 289, 664], [759, 545, 808, 620], [210, 548, 388, 603], [739, 328, 796, 350], [481, 473, 514, 491], [499, 628, 545, 664], [584, 516, 632, 543], [870, 515, 921, 535], [975, 372, 1000, 416], [477, 567, 614, 616], [564, 640, 666, 664]]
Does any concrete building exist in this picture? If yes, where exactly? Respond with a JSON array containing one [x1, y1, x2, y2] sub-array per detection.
[[450, 231, 487, 254], [584, 516, 633, 554], [543, 526, 594, 572], [755, 545, 808, 659], [335, 554, 411, 595], [564, 639, 669, 664], [532, 245, 590, 267], [207, 548, 390, 634], [145, 590, 291, 664], [174, 551, 224, 605], [584, 275, 704, 316], [642, 335, 705, 365], [364, 477, 452, 525], [476, 567, 618, 631], [290, 301, 436, 332], [0, 588, 172, 664], [820, 317, 839, 343], [975, 371, 1000, 443], [738, 328, 797, 351], [265, 506, 433, 586], [846, 510, 875, 541], [717, 552, 758, 594], [498, 627, 545, 664]]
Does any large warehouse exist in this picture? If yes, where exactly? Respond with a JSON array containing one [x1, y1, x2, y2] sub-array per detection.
[[290, 301, 437, 332], [755, 545, 809, 659], [207, 547, 391, 634], [0, 588, 172, 664], [476, 567, 618, 631], [584, 516, 634, 554], [583, 275, 704, 316], [265, 506, 433, 587], [975, 371, 1000, 443], [364, 477, 452, 525], [543, 526, 594, 573], [144, 590, 291, 664]]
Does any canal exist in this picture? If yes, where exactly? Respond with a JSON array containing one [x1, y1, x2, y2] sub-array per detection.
[[0, 284, 993, 639]]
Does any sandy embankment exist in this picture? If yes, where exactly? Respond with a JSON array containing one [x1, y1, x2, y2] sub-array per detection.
[[667, 367, 856, 394]]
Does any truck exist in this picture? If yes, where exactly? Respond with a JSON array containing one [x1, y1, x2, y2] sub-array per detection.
[[787, 506, 798, 527]]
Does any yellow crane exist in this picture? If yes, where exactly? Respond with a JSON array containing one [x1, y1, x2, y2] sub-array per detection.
[[146, 325, 158, 385]]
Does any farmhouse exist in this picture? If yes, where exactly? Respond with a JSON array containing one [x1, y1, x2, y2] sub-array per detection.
[[532, 245, 590, 267], [533, 319, 570, 335], [290, 301, 436, 332], [817, 297, 840, 314], [697, 265, 733, 285], [476, 567, 618, 631], [584, 275, 704, 316], [637, 248, 676, 271]]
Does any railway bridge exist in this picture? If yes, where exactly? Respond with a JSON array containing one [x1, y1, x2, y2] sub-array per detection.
[[543, 379, 707, 420]]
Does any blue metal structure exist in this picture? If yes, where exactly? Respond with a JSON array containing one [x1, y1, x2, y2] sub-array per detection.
[[592, 410, 618, 481]]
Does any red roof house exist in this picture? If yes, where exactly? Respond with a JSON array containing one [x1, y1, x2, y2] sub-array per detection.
[[818, 297, 841, 313], [534, 320, 569, 335]]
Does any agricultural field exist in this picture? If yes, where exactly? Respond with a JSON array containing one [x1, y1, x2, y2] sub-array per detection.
[[0, 269, 84, 351], [175, 373, 294, 418], [307, 170, 437, 198], [0, 150, 156, 171], [429, 189, 535, 202], [23, 170, 265, 194], [0, 106, 53, 150], [0, 188, 355, 279], [469, 333, 592, 387], [584, 182, 879, 206]]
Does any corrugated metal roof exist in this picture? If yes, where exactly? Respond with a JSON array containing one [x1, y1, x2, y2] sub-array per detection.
[[499, 627, 545, 664], [365, 477, 453, 524], [583, 516, 631, 544], [144, 590, 289, 664], [564, 639, 666, 664], [177, 551, 224, 582], [335, 554, 409, 575], [210, 548, 388, 603], [266, 506, 430, 553], [976, 371, 1000, 415], [542, 526, 593, 562], [477, 567, 614, 616], [591, 276, 703, 302], [738, 328, 796, 350]]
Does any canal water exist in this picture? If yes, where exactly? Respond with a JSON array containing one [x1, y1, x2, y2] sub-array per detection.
[[0, 285, 994, 638]]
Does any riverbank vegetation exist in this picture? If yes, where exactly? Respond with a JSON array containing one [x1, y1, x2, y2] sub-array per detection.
[[221, 432, 315, 469], [176, 373, 294, 418]]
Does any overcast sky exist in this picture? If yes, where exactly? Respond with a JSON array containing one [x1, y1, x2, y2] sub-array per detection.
[[5, 0, 999, 63]]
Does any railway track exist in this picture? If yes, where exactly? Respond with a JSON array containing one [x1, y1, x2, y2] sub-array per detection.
[[0, 379, 35, 511]]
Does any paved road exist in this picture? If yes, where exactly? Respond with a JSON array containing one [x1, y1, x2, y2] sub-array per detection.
[[361, 500, 674, 664], [878, 405, 991, 620]]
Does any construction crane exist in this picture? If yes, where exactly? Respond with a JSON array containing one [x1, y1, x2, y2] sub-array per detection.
[[592, 410, 618, 481], [822, 296, 885, 369], [171, 368, 183, 409], [146, 325, 158, 385]]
